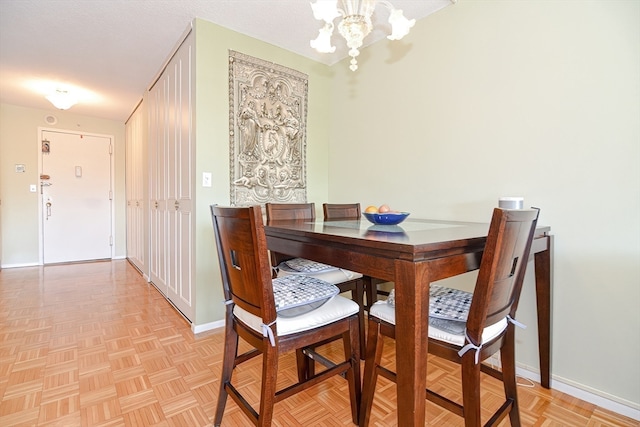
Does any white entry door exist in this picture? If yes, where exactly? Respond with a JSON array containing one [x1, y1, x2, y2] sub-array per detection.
[[41, 130, 113, 264]]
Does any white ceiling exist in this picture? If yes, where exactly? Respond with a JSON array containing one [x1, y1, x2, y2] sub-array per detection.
[[0, 0, 452, 122]]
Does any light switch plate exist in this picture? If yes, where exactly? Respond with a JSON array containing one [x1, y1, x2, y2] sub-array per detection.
[[202, 172, 212, 187], [30, 184, 37, 192]]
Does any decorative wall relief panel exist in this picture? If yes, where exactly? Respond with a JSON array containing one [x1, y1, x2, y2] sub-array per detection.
[[229, 50, 308, 206]]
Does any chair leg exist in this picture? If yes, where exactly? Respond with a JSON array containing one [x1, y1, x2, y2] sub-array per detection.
[[296, 348, 312, 382], [214, 324, 239, 426], [461, 353, 483, 427], [363, 276, 375, 311], [344, 316, 362, 424], [359, 317, 383, 427], [257, 344, 279, 427], [501, 327, 521, 427], [355, 279, 366, 358]]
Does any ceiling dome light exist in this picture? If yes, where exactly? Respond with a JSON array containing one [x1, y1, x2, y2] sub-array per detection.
[[46, 89, 77, 110], [310, 0, 415, 71]]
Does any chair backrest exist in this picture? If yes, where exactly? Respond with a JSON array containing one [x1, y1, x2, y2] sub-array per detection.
[[466, 208, 540, 343], [265, 202, 315, 221], [211, 205, 276, 323], [264, 203, 316, 266], [323, 203, 361, 220]]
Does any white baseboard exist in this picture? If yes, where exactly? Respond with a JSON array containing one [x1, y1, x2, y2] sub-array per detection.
[[0, 262, 40, 269], [2, 257, 125, 269], [516, 365, 640, 421], [192, 319, 225, 334]]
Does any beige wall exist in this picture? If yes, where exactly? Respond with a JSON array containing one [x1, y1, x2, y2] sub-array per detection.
[[328, 0, 639, 412], [0, 103, 126, 266], [189, 19, 334, 327]]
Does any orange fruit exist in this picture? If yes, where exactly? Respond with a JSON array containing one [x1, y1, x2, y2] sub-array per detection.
[[364, 205, 378, 213], [378, 204, 391, 213]]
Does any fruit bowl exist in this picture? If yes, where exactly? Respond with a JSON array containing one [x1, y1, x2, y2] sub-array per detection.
[[362, 212, 410, 225]]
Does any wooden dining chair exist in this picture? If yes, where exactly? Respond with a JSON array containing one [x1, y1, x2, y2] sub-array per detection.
[[265, 202, 368, 354], [211, 204, 361, 427], [322, 202, 389, 310], [360, 207, 540, 427], [322, 202, 362, 220]]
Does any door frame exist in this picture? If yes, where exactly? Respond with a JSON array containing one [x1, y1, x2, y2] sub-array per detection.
[[37, 127, 116, 265]]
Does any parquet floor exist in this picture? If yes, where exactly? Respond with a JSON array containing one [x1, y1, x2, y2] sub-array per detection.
[[0, 260, 637, 426]]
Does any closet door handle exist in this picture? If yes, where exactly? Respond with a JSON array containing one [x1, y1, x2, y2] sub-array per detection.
[[174, 200, 180, 210]]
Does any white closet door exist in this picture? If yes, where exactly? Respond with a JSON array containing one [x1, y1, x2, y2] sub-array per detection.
[[125, 101, 147, 274], [166, 38, 193, 321], [149, 81, 168, 295], [148, 32, 194, 322]]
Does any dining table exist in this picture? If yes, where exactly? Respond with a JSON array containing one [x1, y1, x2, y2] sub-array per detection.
[[264, 215, 553, 427]]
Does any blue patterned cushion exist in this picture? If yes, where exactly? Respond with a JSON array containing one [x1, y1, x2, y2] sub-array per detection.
[[428, 317, 467, 335], [273, 275, 339, 317], [429, 285, 472, 321], [386, 284, 472, 322], [283, 257, 338, 273]]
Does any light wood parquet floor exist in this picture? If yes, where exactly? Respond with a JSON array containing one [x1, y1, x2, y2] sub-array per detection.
[[0, 260, 637, 427]]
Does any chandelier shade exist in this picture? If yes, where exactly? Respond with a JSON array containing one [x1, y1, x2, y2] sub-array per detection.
[[46, 89, 77, 110], [310, 0, 415, 71]]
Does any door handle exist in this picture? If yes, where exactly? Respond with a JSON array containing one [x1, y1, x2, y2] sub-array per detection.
[[46, 202, 52, 220]]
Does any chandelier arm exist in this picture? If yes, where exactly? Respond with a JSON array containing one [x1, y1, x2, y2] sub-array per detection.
[[375, 0, 394, 12]]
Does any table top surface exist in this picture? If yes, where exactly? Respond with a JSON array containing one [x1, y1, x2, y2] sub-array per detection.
[[265, 217, 550, 254]]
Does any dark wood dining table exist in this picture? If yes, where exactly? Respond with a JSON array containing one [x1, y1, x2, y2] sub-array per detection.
[[265, 216, 553, 427]]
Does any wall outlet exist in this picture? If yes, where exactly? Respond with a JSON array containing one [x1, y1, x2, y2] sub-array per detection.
[[202, 172, 212, 187]]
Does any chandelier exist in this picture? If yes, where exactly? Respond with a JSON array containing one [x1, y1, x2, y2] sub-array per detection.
[[310, 0, 415, 71]]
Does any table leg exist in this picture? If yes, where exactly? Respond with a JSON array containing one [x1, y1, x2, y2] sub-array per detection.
[[534, 235, 553, 389], [394, 261, 430, 426]]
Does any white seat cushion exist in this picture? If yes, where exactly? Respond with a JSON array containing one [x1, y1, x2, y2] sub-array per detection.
[[277, 261, 363, 285], [235, 295, 359, 336], [370, 300, 508, 347]]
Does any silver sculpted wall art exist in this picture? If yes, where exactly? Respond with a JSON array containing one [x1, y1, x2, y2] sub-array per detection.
[[229, 51, 308, 206]]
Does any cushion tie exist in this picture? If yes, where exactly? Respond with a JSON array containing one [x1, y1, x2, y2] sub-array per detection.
[[261, 319, 277, 346], [507, 315, 527, 329], [227, 299, 276, 346], [458, 331, 483, 364], [339, 268, 354, 280], [458, 316, 527, 364]]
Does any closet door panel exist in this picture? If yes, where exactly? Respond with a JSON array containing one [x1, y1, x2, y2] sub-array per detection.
[[176, 42, 193, 314], [148, 32, 194, 322], [167, 39, 193, 320], [149, 83, 168, 295], [125, 101, 147, 274]]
